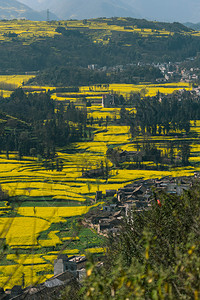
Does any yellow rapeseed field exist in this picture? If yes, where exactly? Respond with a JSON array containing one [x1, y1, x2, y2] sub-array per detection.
[[80, 82, 192, 97], [0, 217, 49, 247], [39, 231, 62, 247], [0, 75, 34, 86], [17, 204, 101, 223], [0, 263, 53, 289], [0, 78, 199, 289]]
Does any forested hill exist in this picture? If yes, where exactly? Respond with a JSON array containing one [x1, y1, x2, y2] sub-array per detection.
[[0, 17, 198, 73]]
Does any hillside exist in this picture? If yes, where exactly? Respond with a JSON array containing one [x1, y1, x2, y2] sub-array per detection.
[[0, 17, 197, 73], [0, 0, 54, 21]]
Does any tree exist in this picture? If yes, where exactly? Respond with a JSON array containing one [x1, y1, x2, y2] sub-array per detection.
[[104, 159, 110, 181], [180, 142, 190, 166], [87, 182, 91, 193], [77, 184, 200, 299], [106, 148, 120, 167], [140, 87, 148, 97], [30, 148, 37, 158]]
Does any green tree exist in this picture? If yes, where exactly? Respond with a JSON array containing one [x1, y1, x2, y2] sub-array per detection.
[[76, 184, 200, 299]]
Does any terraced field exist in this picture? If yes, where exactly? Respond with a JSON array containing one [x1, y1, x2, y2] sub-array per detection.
[[0, 78, 199, 288], [45, 82, 193, 105], [0, 19, 179, 46], [0, 20, 59, 44], [0, 18, 198, 47]]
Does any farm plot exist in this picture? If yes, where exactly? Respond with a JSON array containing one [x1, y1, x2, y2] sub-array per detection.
[[0, 85, 200, 289], [0, 75, 35, 97], [0, 18, 183, 49], [80, 82, 192, 97], [39, 82, 193, 106], [0, 202, 104, 289]]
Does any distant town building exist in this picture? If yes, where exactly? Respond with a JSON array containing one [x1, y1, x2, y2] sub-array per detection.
[[88, 64, 98, 70]]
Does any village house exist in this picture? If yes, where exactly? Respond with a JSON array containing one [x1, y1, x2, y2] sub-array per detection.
[[103, 203, 117, 212], [54, 254, 86, 280], [105, 190, 116, 197], [102, 94, 115, 108], [155, 176, 192, 195], [123, 200, 150, 217], [119, 150, 142, 162], [98, 216, 121, 235], [3, 255, 86, 300], [86, 210, 116, 227], [166, 183, 190, 195]]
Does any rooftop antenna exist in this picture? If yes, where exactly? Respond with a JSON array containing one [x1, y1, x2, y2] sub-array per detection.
[[47, 9, 50, 22]]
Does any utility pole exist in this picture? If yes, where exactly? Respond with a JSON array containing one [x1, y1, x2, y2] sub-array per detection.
[[47, 9, 50, 22], [22, 273, 25, 288]]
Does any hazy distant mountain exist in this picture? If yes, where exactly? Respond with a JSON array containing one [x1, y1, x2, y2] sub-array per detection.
[[127, 0, 200, 23], [184, 22, 200, 31], [19, 0, 200, 22], [0, 0, 58, 21], [19, 0, 141, 20]]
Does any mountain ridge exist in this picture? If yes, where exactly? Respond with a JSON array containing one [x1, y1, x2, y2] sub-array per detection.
[[16, 0, 141, 20], [184, 22, 200, 31], [19, 0, 200, 22], [0, 0, 58, 21]]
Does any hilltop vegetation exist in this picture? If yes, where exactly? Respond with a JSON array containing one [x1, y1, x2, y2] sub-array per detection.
[[0, 18, 198, 73], [29, 65, 163, 86]]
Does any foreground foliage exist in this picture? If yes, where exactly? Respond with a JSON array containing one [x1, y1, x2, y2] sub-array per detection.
[[79, 184, 200, 299]]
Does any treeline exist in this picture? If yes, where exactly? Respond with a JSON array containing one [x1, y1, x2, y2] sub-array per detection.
[[28, 66, 109, 87], [109, 90, 200, 168], [28, 65, 163, 87], [122, 90, 200, 136], [0, 19, 200, 73], [102, 17, 192, 32], [107, 140, 191, 169], [0, 88, 87, 158]]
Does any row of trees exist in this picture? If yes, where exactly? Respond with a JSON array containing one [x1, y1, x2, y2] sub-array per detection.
[[0, 89, 87, 159], [110, 90, 200, 168], [120, 90, 200, 136], [28, 65, 163, 87], [107, 140, 191, 168]]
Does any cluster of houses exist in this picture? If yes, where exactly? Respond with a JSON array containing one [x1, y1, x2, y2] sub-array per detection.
[[1, 174, 198, 298], [84, 175, 196, 236], [0, 255, 87, 299], [89, 60, 200, 86]]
